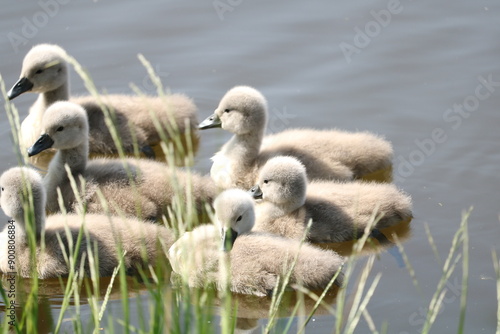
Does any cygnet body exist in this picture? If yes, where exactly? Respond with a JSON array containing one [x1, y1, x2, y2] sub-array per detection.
[[250, 156, 412, 243], [168, 189, 344, 297], [28, 101, 216, 221], [199, 86, 393, 189], [0, 167, 174, 278], [8, 44, 199, 157]]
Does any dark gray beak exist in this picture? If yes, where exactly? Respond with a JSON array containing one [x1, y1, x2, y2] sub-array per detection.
[[248, 185, 263, 199], [28, 134, 54, 157], [198, 113, 222, 130], [7, 77, 34, 100], [221, 228, 238, 252]]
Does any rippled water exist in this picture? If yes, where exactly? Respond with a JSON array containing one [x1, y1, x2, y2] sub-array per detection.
[[0, 0, 499, 332]]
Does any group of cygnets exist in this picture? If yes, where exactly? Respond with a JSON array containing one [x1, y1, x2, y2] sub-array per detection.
[[0, 44, 412, 297]]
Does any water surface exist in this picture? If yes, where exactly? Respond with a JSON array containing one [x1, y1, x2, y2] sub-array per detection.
[[0, 0, 499, 332]]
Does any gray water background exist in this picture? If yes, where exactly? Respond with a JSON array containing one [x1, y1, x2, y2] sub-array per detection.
[[0, 0, 499, 332]]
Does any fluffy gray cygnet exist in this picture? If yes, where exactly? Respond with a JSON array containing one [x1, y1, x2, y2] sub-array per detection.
[[0, 167, 174, 278], [250, 156, 412, 243], [199, 85, 393, 189], [168, 189, 344, 297]]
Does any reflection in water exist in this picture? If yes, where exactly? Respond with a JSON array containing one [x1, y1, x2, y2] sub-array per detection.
[[234, 317, 260, 334], [359, 165, 393, 183], [321, 219, 412, 258], [0, 276, 142, 309], [212, 286, 340, 333], [0, 295, 54, 334], [225, 287, 339, 319], [37, 296, 54, 334], [0, 275, 151, 333]]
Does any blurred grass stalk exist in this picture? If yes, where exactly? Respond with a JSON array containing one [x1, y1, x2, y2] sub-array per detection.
[[0, 60, 480, 334], [493, 249, 500, 334]]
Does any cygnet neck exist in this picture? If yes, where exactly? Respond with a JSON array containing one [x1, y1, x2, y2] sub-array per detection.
[[31, 76, 70, 115], [229, 129, 264, 164], [59, 139, 89, 172], [43, 140, 88, 211]]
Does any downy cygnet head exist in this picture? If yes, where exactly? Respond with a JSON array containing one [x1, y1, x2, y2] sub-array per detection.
[[199, 86, 268, 135], [213, 189, 256, 251], [8, 44, 69, 99], [0, 167, 45, 227], [28, 101, 88, 156], [249, 156, 307, 210]]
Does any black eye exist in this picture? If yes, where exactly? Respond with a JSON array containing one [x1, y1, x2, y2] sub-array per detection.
[[1, 187, 3, 191], [263, 180, 269, 184], [236, 215, 242, 222], [35, 69, 44, 74], [224, 109, 230, 113], [56, 126, 64, 132]]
